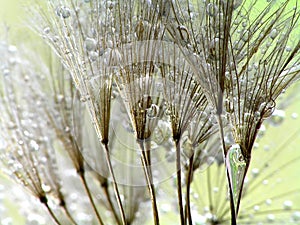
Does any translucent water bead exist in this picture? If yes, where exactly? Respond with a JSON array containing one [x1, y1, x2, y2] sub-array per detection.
[[85, 38, 97, 52], [226, 143, 247, 215], [56, 6, 71, 19]]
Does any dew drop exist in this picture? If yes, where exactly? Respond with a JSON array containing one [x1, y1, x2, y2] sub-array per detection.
[[292, 211, 300, 222], [80, 94, 90, 102], [56, 6, 71, 19], [65, 126, 70, 133], [42, 183, 51, 193], [251, 168, 259, 178], [182, 136, 192, 158], [283, 200, 293, 210], [156, 82, 164, 92], [226, 143, 247, 215], [85, 37, 97, 51], [8, 45, 17, 53], [269, 109, 285, 126], [253, 205, 260, 212], [286, 46, 292, 52], [241, 30, 250, 42], [206, 3, 218, 17], [29, 140, 39, 151], [122, 121, 135, 133], [270, 28, 278, 39], [7, 121, 17, 130], [89, 51, 98, 61], [262, 179, 268, 185], [3, 68, 10, 76], [147, 104, 159, 118], [43, 27, 50, 34], [291, 112, 298, 119], [265, 198, 272, 205], [56, 94, 64, 103], [267, 214, 275, 222]]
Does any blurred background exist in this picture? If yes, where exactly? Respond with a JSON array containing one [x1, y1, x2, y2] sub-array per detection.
[[0, 0, 300, 224]]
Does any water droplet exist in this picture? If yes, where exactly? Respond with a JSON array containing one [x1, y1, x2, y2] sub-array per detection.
[[156, 82, 164, 92], [147, 104, 159, 118], [89, 51, 98, 61], [241, 30, 250, 42], [80, 94, 90, 102], [182, 136, 192, 158], [251, 168, 259, 178], [291, 112, 298, 119], [283, 200, 293, 210], [56, 6, 71, 19], [262, 179, 268, 185], [7, 121, 17, 130], [122, 121, 135, 133], [43, 27, 50, 34], [253, 205, 260, 211], [206, 3, 218, 17], [8, 45, 17, 53], [270, 28, 278, 39], [292, 211, 300, 222], [286, 46, 292, 52], [226, 143, 247, 216], [65, 126, 70, 133], [42, 183, 51, 193], [56, 94, 64, 103], [27, 214, 46, 225], [3, 68, 10, 76], [269, 109, 285, 126], [85, 37, 97, 51], [267, 214, 275, 222], [265, 199, 272, 205], [259, 101, 275, 118], [29, 140, 39, 151]]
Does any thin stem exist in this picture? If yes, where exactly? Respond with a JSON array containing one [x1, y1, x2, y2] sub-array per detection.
[[175, 139, 185, 225], [79, 172, 105, 225], [184, 153, 194, 225], [102, 184, 122, 225], [62, 203, 77, 225], [42, 201, 62, 225], [103, 143, 127, 225], [216, 114, 237, 225], [138, 141, 160, 225]]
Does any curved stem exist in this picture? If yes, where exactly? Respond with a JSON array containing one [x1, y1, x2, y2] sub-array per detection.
[[103, 143, 127, 225], [43, 201, 62, 225], [62, 203, 77, 225], [175, 139, 184, 225], [216, 114, 237, 225], [138, 141, 160, 225], [185, 153, 194, 225], [102, 184, 122, 225], [79, 172, 105, 225]]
